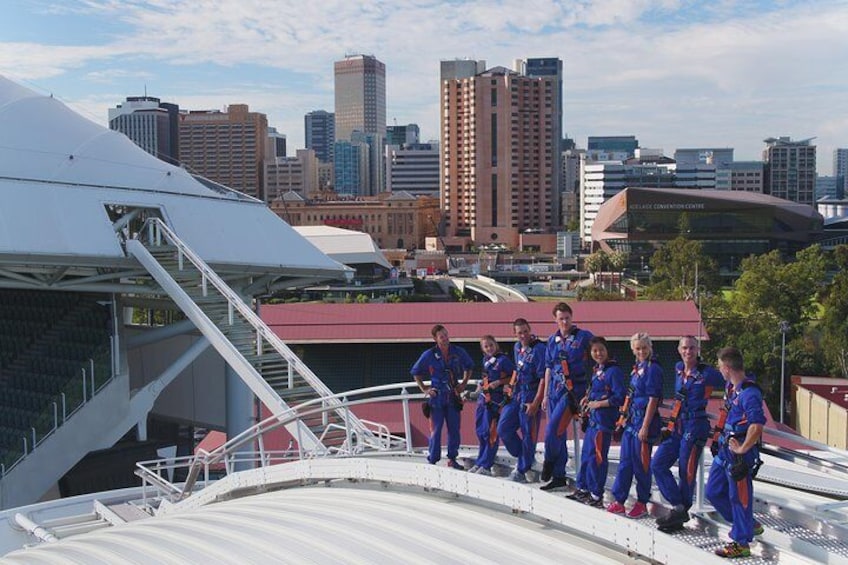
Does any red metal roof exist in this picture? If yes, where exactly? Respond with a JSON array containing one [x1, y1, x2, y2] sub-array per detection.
[[801, 383, 848, 410], [261, 301, 708, 344]]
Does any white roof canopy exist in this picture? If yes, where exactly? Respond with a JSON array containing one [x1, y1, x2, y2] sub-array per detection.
[[0, 76, 348, 291]]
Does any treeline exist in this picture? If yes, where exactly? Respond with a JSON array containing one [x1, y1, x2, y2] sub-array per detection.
[[585, 234, 848, 417]]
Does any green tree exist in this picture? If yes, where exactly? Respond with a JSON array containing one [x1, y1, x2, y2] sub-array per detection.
[[821, 245, 848, 376], [709, 245, 826, 416], [644, 237, 720, 300], [585, 250, 609, 290]]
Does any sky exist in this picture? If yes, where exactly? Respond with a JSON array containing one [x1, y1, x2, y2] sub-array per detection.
[[1, 0, 847, 173]]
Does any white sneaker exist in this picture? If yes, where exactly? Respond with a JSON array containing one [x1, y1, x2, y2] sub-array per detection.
[[468, 465, 480, 474], [508, 470, 527, 483], [477, 467, 492, 476]]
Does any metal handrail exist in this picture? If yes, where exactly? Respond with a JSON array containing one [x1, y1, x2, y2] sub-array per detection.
[[1, 349, 114, 478], [135, 218, 379, 447], [135, 381, 433, 502]]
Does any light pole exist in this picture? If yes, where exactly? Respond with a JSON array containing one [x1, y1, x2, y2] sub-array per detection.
[[779, 320, 790, 425]]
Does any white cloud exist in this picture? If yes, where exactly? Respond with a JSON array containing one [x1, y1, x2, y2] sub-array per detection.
[[1, 0, 846, 169]]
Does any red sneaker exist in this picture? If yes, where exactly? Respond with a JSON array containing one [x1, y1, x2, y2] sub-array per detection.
[[626, 501, 648, 519], [607, 501, 626, 515], [715, 542, 751, 558]]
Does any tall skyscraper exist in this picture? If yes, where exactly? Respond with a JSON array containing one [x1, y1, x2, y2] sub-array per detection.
[[440, 59, 558, 247], [267, 127, 286, 158], [108, 95, 179, 164], [520, 58, 563, 225], [834, 148, 848, 197], [763, 136, 816, 205], [179, 104, 268, 201], [305, 110, 335, 163], [334, 54, 386, 142]]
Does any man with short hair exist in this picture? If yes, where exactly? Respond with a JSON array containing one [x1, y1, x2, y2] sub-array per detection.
[[706, 347, 766, 559], [412, 324, 474, 470], [541, 302, 593, 491], [651, 336, 724, 529], [497, 318, 547, 483]]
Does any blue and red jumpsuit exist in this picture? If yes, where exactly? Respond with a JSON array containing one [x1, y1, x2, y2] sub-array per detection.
[[543, 326, 593, 481], [575, 360, 626, 498], [611, 358, 663, 505], [411, 344, 474, 464], [498, 337, 546, 474], [706, 379, 766, 545], [652, 361, 725, 511], [474, 352, 515, 470]]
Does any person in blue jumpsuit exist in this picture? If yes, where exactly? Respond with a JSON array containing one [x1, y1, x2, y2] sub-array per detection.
[[412, 324, 474, 469], [541, 302, 594, 491], [652, 335, 725, 528], [568, 336, 626, 506], [706, 347, 765, 559], [497, 318, 547, 483], [608, 332, 663, 518], [469, 335, 515, 475]]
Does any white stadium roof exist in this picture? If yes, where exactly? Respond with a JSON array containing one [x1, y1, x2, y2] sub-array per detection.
[[294, 225, 392, 270], [0, 75, 347, 283]]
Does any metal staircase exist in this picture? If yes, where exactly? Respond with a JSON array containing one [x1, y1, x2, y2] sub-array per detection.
[[126, 218, 378, 457]]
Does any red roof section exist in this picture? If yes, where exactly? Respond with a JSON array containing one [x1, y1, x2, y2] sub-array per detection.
[[801, 383, 848, 410], [261, 301, 708, 343]]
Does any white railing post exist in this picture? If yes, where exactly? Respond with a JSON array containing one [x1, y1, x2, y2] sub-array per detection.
[[82, 368, 87, 401], [401, 388, 413, 454], [572, 419, 581, 474], [322, 399, 328, 428], [21, 436, 27, 455], [288, 364, 294, 389], [258, 435, 266, 468], [343, 397, 352, 454], [695, 449, 706, 511], [52, 402, 58, 432], [61, 393, 66, 422], [30, 428, 36, 450], [90, 359, 95, 394]]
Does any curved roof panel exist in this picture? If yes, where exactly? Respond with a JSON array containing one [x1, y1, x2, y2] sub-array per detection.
[[1, 488, 623, 564], [0, 75, 345, 278]]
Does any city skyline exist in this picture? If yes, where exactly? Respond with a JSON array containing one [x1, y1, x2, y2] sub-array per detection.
[[1, 1, 847, 172]]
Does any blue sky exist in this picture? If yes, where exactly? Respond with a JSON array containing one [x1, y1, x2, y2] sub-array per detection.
[[2, 0, 846, 172]]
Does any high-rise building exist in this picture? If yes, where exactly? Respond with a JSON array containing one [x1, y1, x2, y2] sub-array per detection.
[[179, 104, 268, 201], [579, 150, 676, 243], [265, 148, 319, 201], [108, 95, 179, 164], [763, 136, 816, 205], [587, 136, 638, 161], [385, 142, 439, 196], [517, 58, 563, 227], [333, 140, 368, 196], [334, 54, 386, 142], [386, 123, 420, 147], [719, 161, 764, 192], [834, 148, 848, 197], [440, 59, 559, 248], [267, 127, 286, 159], [305, 110, 335, 163]]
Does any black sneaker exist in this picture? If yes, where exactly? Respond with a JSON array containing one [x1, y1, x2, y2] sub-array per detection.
[[566, 489, 588, 501], [541, 460, 554, 483], [586, 495, 604, 508], [540, 476, 568, 491]]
